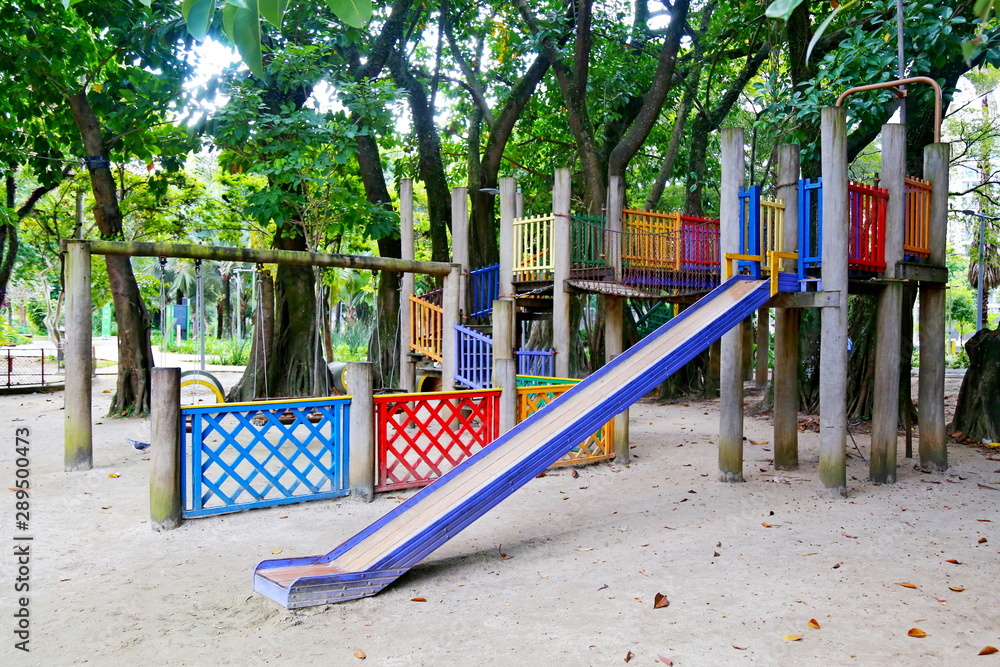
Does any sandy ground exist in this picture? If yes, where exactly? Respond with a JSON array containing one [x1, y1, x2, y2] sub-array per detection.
[[2, 372, 998, 666]]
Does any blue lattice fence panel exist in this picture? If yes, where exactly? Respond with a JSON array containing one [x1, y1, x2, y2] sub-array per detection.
[[181, 397, 351, 517], [737, 186, 762, 279]]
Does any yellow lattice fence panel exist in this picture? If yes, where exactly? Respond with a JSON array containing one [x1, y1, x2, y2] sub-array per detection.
[[516, 384, 614, 466], [512, 214, 554, 281], [904, 175, 932, 258], [409, 294, 443, 362], [621, 208, 681, 269]]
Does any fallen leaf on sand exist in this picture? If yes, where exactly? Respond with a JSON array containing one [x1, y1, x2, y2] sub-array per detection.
[[624, 650, 634, 662], [780, 634, 803, 641], [271, 548, 282, 554], [977, 483, 997, 490], [808, 619, 821, 629], [832, 563, 841, 569], [733, 645, 748, 650], [948, 586, 966, 592], [945, 559, 962, 564], [934, 597, 947, 605], [654, 592, 669, 609], [107, 473, 119, 478], [980, 646, 999, 655], [908, 628, 928, 638], [598, 584, 608, 591], [761, 522, 773, 528], [577, 547, 594, 551], [979, 537, 988, 543], [658, 656, 673, 665], [355, 649, 366, 659], [896, 582, 918, 589], [410, 597, 426, 602], [101, 506, 112, 510], [749, 440, 769, 445]]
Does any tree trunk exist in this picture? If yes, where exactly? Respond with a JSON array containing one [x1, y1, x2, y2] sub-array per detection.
[[67, 90, 154, 416], [219, 270, 232, 339], [948, 327, 1000, 443]]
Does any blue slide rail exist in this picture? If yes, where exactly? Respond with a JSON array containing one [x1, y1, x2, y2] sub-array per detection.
[[254, 276, 776, 608]]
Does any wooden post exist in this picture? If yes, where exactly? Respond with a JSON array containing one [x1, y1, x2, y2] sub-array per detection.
[[605, 295, 630, 464], [774, 144, 800, 469], [441, 264, 462, 390], [347, 361, 375, 501], [150, 367, 182, 531], [820, 107, 848, 495], [452, 187, 470, 318], [871, 124, 905, 484], [552, 168, 572, 378], [64, 240, 93, 471], [399, 179, 416, 392], [754, 308, 769, 387], [718, 128, 745, 482], [919, 142, 950, 472], [499, 177, 516, 299], [606, 175, 624, 282], [492, 299, 518, 433]]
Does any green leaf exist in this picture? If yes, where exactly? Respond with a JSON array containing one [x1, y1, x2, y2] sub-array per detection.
[[806, 1, 857, 63], [976, 0, 992, 19], [962, 39, 980, 64], [764, 0, 806, 21], [227, 0, 250, 9], [326, 0, 373, 28], [222, 1, 265, 81], [182, 0, 216, 42], [259, 0, 288, 28]]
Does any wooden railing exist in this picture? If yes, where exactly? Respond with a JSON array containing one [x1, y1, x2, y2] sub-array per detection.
[[513, 214, 554, 281], [904, 175, 932, 258], [848, 180, 888, 272], [409, 294, 443, 362]]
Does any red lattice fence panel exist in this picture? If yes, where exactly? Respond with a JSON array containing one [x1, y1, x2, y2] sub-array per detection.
[[374, 389, 501, 491]]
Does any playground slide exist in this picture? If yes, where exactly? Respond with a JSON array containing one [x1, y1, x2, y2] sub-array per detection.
[[254, 276, 773, 608]]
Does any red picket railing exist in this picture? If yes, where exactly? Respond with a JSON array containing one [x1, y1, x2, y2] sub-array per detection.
[[847, 180, 888, 272], [374, 389, 501, 491]]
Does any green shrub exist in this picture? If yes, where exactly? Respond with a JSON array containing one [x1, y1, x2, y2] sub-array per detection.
[[208, 337, 251, 366]]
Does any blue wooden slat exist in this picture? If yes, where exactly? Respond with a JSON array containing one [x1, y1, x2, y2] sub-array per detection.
[[469, 264, 500, 318]]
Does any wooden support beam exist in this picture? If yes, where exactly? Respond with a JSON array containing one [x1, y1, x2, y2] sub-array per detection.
[[552, 168, 572, 378], [919, 142, 950, 472], [492, 299, 518, 434], [150, 367, 182, 531], [441, 265, 461, 390], [499, 177, 516, 299], [605, 295, 629, 464], [719, 127, 745, 482], [399, 179, 416, 392], [64, 240, 93, 472], [774, 144, 801, 470], [74, 240, 453, 276], [871, 124, 906, 484], [452, 187, 470, 317], [820, 107, 848, 496], [348, 362, 375, 502]]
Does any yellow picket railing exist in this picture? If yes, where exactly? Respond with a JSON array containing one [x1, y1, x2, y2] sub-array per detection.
[[513, 214, 554, 281], [760, 198, 785, 260], [516, 383, 615, 466], [409, 294, 443, 362], [904, 175, 932, 258], [621, 208, 681, 269]]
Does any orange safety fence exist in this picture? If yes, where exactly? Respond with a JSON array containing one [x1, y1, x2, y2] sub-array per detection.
[[409, 294, 443, 362], [517, 382, 614, 466], [904, 175, 932, 258]]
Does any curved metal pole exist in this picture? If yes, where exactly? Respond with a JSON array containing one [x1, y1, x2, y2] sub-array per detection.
[[836, 76, 942, 142]]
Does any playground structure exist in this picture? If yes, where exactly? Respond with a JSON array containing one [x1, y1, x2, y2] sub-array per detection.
[[60, 88, 950, 607]]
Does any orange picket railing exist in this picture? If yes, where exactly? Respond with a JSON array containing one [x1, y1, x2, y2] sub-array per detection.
[[409, 294, 443, 362], [904, 175, 932, 258]]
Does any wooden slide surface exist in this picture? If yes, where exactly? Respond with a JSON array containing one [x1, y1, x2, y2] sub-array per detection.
[[255, 278, 770, 605]]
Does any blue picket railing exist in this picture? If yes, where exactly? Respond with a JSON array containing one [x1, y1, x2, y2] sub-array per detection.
[[737, 186, 762, 279], [798, 178, 823, 279], [470, 264, 500, 318], [455, 324, 493, 389], [516, 348, 556, 376], [181, 397, 351, 518]]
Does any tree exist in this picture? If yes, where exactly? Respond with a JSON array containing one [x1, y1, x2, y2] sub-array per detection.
[[0, 1, 198, 415]]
